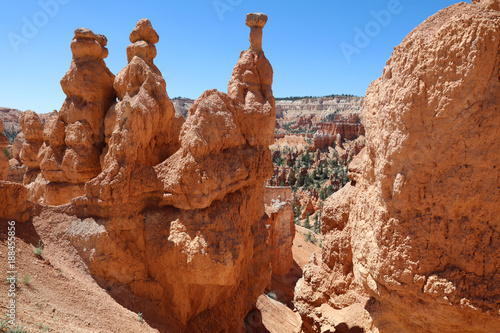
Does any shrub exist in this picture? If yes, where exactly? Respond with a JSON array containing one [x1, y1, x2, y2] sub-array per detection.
[[3, 148, 12, 160], [22, 275, 32, 285], [266, 291, 277, 300], [33, 241, 44, 259]]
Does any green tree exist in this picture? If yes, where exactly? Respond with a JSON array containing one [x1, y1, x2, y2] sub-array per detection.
[[313, 214, 321, 234], [293, 203, 302, 221], [303, 212, 311, 229]]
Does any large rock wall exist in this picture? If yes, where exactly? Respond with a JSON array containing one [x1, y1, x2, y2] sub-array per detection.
[[295, 2, 500, 332]]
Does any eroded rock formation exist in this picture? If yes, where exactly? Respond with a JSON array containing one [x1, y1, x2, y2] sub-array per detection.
[[7, 159, 27, 183], [36, 28, 115, 205], [228, 13, 275, 148], [19, 110, 44, 183], [316, 114, 365, 142], [84, 19, 178, 214], [63, 15, 277, 331], [267, 166, 296, 187], [0, 120, 9, 180], [0, 119, 36, 221], [311, 131, 335, 151], [12, 132, 24, 160], [295, 2, 500, 332], [264, 186, 295, 276]]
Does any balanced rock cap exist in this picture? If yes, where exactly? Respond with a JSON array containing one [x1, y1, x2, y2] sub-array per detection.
[[129, 18, 159, 44], [74, 28, 107, 46], [246, 13, 268, 28]]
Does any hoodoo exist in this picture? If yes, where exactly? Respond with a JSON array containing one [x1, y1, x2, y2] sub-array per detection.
[[36, 28, 115, 206], [61, 14, 278, 331]]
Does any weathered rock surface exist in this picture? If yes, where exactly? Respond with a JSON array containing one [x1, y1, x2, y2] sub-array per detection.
[[12, 132, 24, 160], [295, 2, 500, 332], [228, 13, 275, 148], [84, 19, 177, 214], [311, 131, 335, 151], [275, 96, 363, 122], [296, 188, 319, 220], [7, 158, 27, 183], [64, 15, 276, 332], [36, 28, 115, 205], [267, 166, 296, 187], [316, 114, 364, 141], [264, 186, 295, 276], [0, 181, 34, 222], [19, 110, 44, 183], [0, 120, 10, 180]]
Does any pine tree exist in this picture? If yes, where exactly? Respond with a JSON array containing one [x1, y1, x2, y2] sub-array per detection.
[[304, 212, 311, 229], [314, 214, 321, 234]]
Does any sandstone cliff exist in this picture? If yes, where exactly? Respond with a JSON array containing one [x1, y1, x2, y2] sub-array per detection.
[[276, 95, 363, 121], [295, 2, 500, 332]]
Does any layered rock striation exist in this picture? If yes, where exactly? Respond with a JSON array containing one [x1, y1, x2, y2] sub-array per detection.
[[295, 2, 500, 332]]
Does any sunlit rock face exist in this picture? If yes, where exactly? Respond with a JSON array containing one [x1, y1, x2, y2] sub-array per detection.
[[295, 2, 500, 332]]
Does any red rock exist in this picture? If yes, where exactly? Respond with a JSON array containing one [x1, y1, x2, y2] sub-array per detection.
[[264, 186, 295, 276], [7, 158, 27, 183], [295, 2, 500, 332], [12, 132, 24, 160], [68, 15, 276, 331], [85, 19, 176, 213], [267, 166, 296, 187], [0, 181, 34, 222], [316, 120, 364, 141], [0, 120, 9, 180], [228, 14, 275, 148], [19, 111, 43, 179], [37, 28, 116, 205]]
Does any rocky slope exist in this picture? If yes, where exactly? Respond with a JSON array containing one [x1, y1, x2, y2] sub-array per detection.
[[295, 1, 500, 332], [172, 97, 194, 118], [0, 108, 53, 144], [0, 107, 24, 143]]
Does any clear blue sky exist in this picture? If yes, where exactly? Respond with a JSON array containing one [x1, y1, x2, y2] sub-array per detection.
[[0, 0, 470, 114]]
